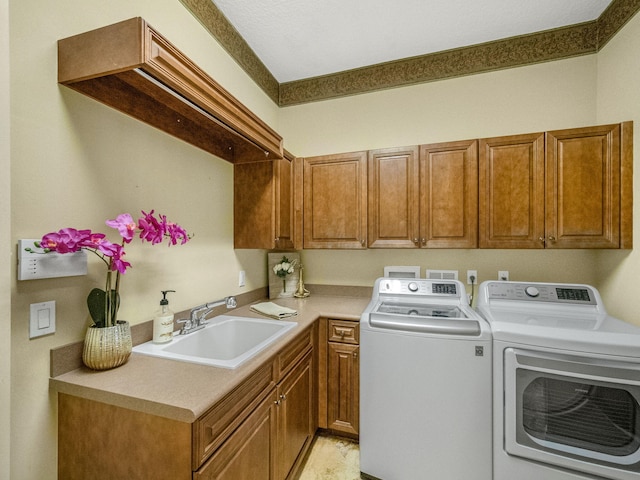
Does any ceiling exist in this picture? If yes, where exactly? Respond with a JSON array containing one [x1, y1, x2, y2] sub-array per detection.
[[211, 0, 613, 83]]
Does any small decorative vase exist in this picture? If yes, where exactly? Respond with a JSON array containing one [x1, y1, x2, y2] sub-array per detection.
[[82, 320, 132, 370], [279, 277, 294, 298]]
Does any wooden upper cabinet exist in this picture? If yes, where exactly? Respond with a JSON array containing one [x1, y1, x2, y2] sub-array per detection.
[[420, 140, 479, 248], [546, 123, 631, 249], [58, 17, 283, 163], [368, 146, 420, 248], [234, 153, 301, 250], [479, 133, 545, 248], [303, 152, 368, 249], [274, 156, 294, 250], [480, 122, 632, 249]]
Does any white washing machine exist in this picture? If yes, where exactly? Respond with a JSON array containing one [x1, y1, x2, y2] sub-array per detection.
[[477, 281, 640, 480], [360, 278, 492, 480]]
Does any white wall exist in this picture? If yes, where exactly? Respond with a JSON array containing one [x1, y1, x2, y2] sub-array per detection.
[[280, 56, 605, 295], [9, 1, 278, 478], [594, 13, 640, 321], [1, 0, 11, 477]]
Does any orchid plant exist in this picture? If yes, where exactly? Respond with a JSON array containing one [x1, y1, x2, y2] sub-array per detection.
[[28, 210, 190, 328]]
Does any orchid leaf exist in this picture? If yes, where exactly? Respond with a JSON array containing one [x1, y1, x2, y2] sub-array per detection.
[[86, 288, 120, 328]]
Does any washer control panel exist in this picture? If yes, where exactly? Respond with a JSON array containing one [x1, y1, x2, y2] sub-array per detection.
[[485, 282, 597, 305], [377, 278, 460, 298]]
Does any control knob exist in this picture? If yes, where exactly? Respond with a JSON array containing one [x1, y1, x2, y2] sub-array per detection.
[[525, 286, 540, 298], [407, 282, 419, 292]]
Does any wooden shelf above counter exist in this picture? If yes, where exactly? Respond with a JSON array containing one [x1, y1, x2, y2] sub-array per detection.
[[58, 17, 283, 163]]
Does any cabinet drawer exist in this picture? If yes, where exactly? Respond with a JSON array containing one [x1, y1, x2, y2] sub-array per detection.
[[328, 319, 359, 344], [274, 326, 314, 382], [193, 362, 274, 469]]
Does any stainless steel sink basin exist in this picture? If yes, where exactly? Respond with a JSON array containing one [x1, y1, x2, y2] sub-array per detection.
[[133, 315, 297, 369]]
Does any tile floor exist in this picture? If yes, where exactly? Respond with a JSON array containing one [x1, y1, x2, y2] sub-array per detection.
[[298, 435, 360, 480]]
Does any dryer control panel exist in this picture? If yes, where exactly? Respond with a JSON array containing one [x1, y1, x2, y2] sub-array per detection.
[[484, 282, 597, 305]]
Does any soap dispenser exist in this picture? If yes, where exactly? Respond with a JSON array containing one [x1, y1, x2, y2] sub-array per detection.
[[153, 290, 175, 343]]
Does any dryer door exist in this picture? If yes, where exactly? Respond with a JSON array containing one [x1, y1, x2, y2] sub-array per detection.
[[504, 348, 640, 480]]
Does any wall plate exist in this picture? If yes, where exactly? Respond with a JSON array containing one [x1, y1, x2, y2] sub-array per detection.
[[30, 301, 55, 338], [18, 239, 87, 280]]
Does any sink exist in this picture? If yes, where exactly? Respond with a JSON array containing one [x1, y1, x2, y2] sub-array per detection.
[[133, 315, 297, 369]]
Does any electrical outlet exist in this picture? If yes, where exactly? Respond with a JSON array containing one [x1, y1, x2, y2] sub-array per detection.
[[466, 270, 477, 285], [498, 270, 509, 281]]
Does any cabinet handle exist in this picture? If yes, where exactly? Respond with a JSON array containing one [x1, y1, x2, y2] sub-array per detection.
[[413, 238, 419, 244], [548, 235, 556, 242], [274, 399, 281, 406], [360, 239, 365, 246], [538, 237, 545, 243], [421, 238, 426, 246], [353, 352, 358, 359], [279, 394, 287, 401]]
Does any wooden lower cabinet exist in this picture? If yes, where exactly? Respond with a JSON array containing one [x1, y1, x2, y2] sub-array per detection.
[[58, 393, 193, 480], [195, 390, 277, 479], [327, 342, 359, 436], [318, 318, 360, 438], [197, 351, 314, 480], [275, 351, 315, 480], [57, 327, 316, 480]]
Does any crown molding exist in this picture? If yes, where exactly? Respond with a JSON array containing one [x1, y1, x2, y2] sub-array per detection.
[[180, 0, 640, 106]]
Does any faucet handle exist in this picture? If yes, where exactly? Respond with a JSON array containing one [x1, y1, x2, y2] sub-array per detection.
[[177, 318, 193, 334], [226, 296, 237, 308]]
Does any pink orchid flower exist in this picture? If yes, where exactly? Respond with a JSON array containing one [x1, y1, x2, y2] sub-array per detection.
[[41, 228, 91, 253], [105, 213, 136, 243], [34, 210, 189, 327], [138, 209, 165, 245]]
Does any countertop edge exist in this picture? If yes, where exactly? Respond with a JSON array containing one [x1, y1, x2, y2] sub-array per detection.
[[50, 295, 370, 423]]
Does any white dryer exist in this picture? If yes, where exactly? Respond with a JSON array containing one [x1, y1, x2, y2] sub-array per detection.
[[477, 281, 640, 480]]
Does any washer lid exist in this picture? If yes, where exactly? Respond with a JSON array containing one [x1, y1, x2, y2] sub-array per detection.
[[375, 302, 466, 318]]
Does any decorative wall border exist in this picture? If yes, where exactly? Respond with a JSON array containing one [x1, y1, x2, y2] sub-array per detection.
[[180, 0, 640, 106]]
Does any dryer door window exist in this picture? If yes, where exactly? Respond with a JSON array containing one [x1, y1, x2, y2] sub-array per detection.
[[520, 375, 640, 457], [504, 348, 640, 479]]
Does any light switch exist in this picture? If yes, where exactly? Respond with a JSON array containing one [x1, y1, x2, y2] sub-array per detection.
[[30, 301, 55, 338]]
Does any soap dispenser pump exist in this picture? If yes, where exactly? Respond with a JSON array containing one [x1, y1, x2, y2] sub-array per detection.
[[153, 290, 175, 343]]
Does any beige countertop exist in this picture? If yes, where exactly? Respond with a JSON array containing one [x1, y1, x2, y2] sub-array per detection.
[[50, 294, 370, 423]]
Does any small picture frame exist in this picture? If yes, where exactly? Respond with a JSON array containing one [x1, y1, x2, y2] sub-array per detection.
[[268, 252, 301, 299]]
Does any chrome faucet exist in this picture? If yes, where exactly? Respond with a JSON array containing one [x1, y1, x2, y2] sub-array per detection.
[[177, 296, 237, 335]]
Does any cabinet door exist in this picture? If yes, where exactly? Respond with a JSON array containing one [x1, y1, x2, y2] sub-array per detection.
[[327, 342, 359, 436], [546, 124, 622, 248], [420, 140, 478, 248], [195, 390, 277, 480], [274, 155, 295, 250], [234, 156, 299, 249], [479, 133, 545, 248], [234, 161, 276, 249], [275, 352, 314, 480], [303, 152, 367, 249], [368, 146, 420, 248]]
